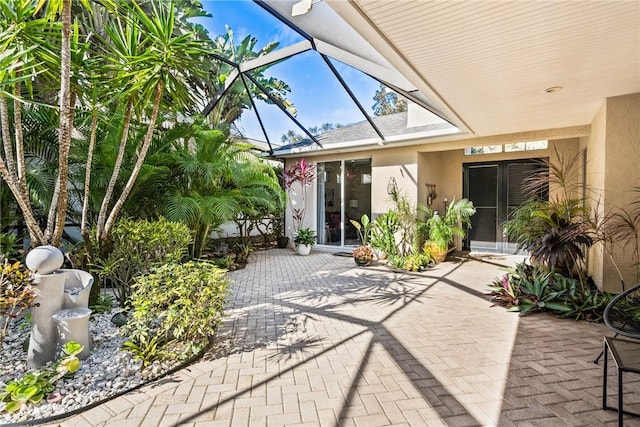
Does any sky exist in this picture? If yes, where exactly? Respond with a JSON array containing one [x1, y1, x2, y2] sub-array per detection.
[[196, 0, 381, 144]]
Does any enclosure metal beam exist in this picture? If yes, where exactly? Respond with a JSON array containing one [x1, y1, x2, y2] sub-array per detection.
[[240, 40, 313, 73], [240, 74, 274, 155], [244, 73, 321, 148], [202, 68, 240, 117], [320, 54, 385, 142]]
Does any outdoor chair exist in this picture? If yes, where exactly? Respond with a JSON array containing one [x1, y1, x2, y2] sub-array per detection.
[[600, 283, 640, 426]]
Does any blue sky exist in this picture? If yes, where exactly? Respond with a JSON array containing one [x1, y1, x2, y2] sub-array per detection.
[[198, 1, 381, 143]]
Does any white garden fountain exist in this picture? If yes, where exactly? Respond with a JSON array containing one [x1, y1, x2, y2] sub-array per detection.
[[25, 246, 94, 368]]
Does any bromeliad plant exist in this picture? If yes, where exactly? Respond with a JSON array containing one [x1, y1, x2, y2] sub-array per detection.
[[489, 263, 570, 315], [489, 262, 611, 319]]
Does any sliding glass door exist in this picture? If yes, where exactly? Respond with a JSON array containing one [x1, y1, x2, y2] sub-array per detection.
[[317, 159, 371, 246]]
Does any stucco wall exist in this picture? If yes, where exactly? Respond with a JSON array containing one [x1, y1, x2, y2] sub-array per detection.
[[584, 93, 640, 292]]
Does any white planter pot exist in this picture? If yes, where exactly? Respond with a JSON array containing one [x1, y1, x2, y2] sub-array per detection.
[[53, 308, 92, 359], [27, 272, 65, 368], [297, 244, 312, 256], [58, 269, 94, 309]]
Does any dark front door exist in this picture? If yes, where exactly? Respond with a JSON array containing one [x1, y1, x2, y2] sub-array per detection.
[[463, 159, 547, 253]]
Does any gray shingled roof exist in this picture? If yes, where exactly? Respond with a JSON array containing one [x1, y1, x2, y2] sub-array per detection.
[[270, 111, 458, 155]]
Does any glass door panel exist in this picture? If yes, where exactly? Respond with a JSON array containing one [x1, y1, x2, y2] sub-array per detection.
[[344, 159, 372, 246], [317, 161, 342, 246]]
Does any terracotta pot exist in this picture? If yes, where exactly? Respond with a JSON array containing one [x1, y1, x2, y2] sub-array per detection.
[[423, 241, 447, 263]]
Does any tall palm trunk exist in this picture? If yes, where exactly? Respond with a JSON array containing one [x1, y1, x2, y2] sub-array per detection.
[[0, 97, 16, 178], [81, 110, 99, 262], [0, 161, 45, 244], [97, 99, 133, 246], [49, 0, 74, 246], [13, 80, 29, 206], [0, 92, 42, 245], [103, 81, 164, 239]]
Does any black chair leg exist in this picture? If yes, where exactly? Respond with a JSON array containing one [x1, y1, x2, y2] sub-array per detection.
[[595, 333, 619, 364]]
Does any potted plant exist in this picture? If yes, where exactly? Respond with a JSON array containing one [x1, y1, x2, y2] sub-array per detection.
[[350, 214, 375, 266], [424, 198, 475, 263], [272, 217, 289, 249], [352, 245, 374, 266], [294, 228, 317, 255]]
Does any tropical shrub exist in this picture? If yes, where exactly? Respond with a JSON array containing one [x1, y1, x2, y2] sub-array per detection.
[[426, 198, 475, 250], [123, 261, 230, 367], [504, 151, 596, 277], [127, 126, 285, 259], [489, 262, 611, 320], [0, 233, 21, 261], [0, 260, 35, 347], [401, 252, 434, 272], [95, 218, 191, 305], [350, 214, 372, 246], [369, 210, 400, 257]]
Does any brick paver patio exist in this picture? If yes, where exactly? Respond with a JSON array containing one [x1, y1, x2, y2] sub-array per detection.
[[48, 250, 640, 426]]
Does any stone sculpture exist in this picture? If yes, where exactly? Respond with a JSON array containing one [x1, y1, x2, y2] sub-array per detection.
[[25, 246, 93, 368]]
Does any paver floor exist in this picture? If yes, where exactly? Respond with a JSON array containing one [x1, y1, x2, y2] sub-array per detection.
[[48, 250, 640, 426]]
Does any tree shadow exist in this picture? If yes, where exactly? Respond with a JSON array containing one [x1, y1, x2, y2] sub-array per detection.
[[178, 257, 485, 426]]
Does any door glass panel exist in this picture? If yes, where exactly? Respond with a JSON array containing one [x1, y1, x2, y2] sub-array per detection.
[[467, 165, 499, 251], [317, 161, 342, 246], [344, 159, 372, 246], [505, 161, 548, 253]]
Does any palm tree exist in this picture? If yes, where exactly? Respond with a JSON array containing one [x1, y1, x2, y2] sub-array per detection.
[[129, 124, 285, 258], [91, 0, 213, 251], [0, 0, 64, 245]]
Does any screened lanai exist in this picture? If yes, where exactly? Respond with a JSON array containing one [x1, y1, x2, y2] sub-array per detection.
[[199, 0, 463, 155]]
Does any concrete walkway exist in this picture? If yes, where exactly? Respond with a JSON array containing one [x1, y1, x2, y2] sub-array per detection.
[[50, 250, 640, 426]]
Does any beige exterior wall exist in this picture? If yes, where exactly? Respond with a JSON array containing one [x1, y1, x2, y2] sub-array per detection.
[[285, 94, 638, 291], [583, 93, 640, 292]]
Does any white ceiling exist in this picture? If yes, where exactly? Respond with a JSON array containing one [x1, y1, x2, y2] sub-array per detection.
[[323, 0, 640, 138]]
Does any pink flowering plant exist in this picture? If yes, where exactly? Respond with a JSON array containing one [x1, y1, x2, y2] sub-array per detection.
[[281, 158, 316, 232], [352, 245, 374, 262]]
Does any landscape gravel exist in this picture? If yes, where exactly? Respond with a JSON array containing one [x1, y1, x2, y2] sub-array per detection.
[[0, 307, 175, 425]]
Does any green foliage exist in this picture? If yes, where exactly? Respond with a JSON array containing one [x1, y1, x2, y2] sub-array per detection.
[[0, 233, 21, 261], [128, 124, 284, 259], [122, 335, 173, 369], [387, 252, 434, 272], [387, 189, 419, 256], [1, 342, 83, 413], [504, 151, 595, 277], [369, 210, 400, 257], [489, 262, 611, 320], [95, 218, 191, 305], [372, 83, 407, 116], [123, 261, 230, 367], [89, 293, 114, 314], [0, 260, 35, 347], [350, 214, 372, 246], [401, 252, 434, 272], [293, 228, 317, 246], [426, 199, 476, 250]]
